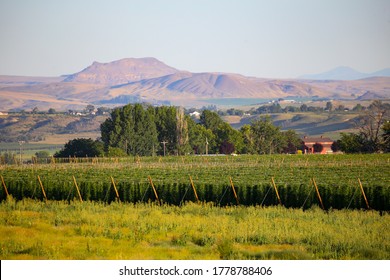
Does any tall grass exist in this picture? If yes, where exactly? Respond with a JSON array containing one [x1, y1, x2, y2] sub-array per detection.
[[0, 198, 388, 260]]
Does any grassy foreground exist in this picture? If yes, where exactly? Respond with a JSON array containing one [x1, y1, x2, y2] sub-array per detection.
[[0, 198, 388, 260]]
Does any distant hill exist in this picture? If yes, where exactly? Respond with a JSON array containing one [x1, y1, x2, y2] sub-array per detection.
[[0, 58, 389, 111], [300, 66, 390, 80], [63, 57, 178, 85], [107, 72, 325, 101]]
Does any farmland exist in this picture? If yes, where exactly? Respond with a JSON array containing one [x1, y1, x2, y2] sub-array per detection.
[[0, 154, 389, 260], [1, 154, 389, 209]]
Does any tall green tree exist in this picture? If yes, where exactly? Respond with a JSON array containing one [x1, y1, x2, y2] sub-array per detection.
[[199, 110, 224, 133], [176, 107, 191, 155], [188, 121, 216, 154], [216, 122, 244, 154], [100, 104, 158, 156], [155, 106, 178, 155], [240, 124, 255, 154], [250, 116, 286, 154]]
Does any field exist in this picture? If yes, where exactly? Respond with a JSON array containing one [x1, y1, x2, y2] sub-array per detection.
[[0, 154, 389, 260]]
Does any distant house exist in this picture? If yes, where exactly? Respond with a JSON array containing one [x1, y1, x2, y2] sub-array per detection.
[[302, 135, 333, 154], [189, 111, 201, 118]]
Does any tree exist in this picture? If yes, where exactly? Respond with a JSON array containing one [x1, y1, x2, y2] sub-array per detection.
[[382, 121, 390, 152], [325, 101, 333, 112], [219, 140, 235, 154], [281, 130, 302, 154], [32, 107, 39, 114], [240, 124, 255, 154], [155, 106, 178, 155], [331, 141, 341, 153], [199, 110, 224, 133], [354, 100, 390, 152], [35, 151, 50, 158], [352, 103, 364, 112], [100, 104, 159, 156], [337, 133, 365, 153], [216, 122, 244, 154], [249, 116, 286, 154], [106, 147, 128, 157], [300, 104, 308, 112], [188, 122, 216, 154], [48, 108, 56, 114], [54, 138, 104, 157], [313, 143, 324, 153], [0, 152, 16, 164], [176, 107, 191, 155]]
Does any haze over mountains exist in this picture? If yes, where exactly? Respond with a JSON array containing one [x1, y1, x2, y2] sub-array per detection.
[[0, 58, 389, 111], [299, 66, 390, 80]]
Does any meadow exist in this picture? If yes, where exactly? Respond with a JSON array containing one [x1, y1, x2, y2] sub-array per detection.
[[0, 199, 389, 260], [0, 154, 389, 260]]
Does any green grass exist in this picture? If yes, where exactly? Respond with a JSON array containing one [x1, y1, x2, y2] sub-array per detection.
[[0, 198, 388, 260]]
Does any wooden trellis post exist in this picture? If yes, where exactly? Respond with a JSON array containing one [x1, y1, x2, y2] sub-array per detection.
[[358, 178, 370, 209], [271, 177, 282, 206], [37, 175, 48, 202], [312, 178, 324, 210], [148, 175, 161, 205], [72, 176, 83, 202], [229, 176, 239, 205], [1, 175, 9, 197], [110, 176, 121, 203], [189, 175, 199, 203]]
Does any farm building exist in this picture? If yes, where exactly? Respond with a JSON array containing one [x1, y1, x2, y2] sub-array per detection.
[[302, 135, 333, 154]]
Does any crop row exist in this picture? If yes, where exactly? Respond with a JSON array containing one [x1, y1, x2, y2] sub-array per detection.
[[1, 176, 388, 210]]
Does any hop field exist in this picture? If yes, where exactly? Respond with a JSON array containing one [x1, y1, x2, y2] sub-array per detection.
[[0, 154, 389, 260], [0, 154, 389, 210]]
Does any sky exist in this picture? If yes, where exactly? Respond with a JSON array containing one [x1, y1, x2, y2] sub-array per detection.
[[0, 0, 389, 78]]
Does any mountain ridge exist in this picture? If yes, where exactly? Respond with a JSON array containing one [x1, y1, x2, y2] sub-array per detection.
[[0, 58, 389, 111]]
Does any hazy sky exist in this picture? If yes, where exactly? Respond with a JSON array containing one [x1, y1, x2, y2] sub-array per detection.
[[0, 0, 389, 78]]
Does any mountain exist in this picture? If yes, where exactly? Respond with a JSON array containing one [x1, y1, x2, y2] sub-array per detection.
[[63, 57, 178, 85], [300, 66, 390, 80], [107, 72, 325, 101], [0, 58, 389, 111]]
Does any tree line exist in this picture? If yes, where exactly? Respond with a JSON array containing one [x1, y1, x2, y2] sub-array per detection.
[[55, 103, 302, 157], [54, 101, 389, 158]]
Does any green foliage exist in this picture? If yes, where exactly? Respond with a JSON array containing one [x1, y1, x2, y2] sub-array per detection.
[[105, 147, 127, 157], [0, 152, 17, 164], [313, 143, 324, 153], [338, 133, 366, 153], [199, 110, 224, 133], [340, 100, 390, 153], [35, 151, 51, 158], [248, 116, 286, 154], [54, 138, 104, 158], [216, 122, 244, 154], [382, 121, 390, 152], [0, 200, 389, 260], [0, 154, 388, 210], [281, 130, 302, 154], [101, 104, 159, 156]]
